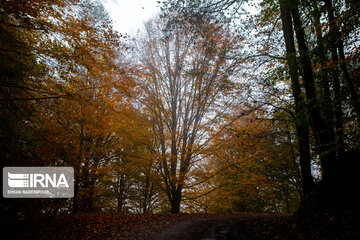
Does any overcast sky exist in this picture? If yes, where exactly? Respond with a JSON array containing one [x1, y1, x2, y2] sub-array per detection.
[[102, 0, 161, 35]]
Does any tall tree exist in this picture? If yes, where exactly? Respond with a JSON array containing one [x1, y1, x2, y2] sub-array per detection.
[[133, 17, 239, 213], [279, 0, 314, 194]]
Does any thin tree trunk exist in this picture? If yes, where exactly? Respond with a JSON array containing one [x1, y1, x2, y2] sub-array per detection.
[[73, 119, 84, 213], [117, 173, 125, 213], [142, 168, 151, 213], [325, 0, 360, 125], [312, 1, 335, 136], [87, 178, 95, 212], [338, 42, 360, 125], [325, 0, 345, 157]]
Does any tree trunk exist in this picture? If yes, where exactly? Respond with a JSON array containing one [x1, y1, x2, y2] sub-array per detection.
[[86, 178, 95, 212], [337, 42, 360, 125], [279, 0, 314, 195], [117, 196, 123, 213], [324, 0, 360, 125], [142, 170, 151, 213], [290, 1, 337, 186], [117, 173, 125, 213], [324, 0, 345, 157], [73, 175, 79, 213], [170, 189, 182, 214], [312, 1, 335, 139], [73, 119, 84, 213]]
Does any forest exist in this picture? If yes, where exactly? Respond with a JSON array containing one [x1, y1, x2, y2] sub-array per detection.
[[0, 0, 359, 239]]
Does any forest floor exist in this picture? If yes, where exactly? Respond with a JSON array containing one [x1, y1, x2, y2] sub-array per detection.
[[154, 214, 290, 240], [5, 212, 358, 239], [5, 213, 292, 239]]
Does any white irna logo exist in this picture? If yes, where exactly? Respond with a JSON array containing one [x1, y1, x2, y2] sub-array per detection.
[[8, 172, 69, 188]]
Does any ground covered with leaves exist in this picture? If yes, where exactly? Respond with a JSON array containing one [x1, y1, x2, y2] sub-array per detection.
[[3, 212, 359, 239], [5, 213, 208, 239]]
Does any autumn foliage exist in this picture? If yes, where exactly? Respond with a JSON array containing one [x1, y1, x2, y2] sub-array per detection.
[[1, 0, 360, 239]]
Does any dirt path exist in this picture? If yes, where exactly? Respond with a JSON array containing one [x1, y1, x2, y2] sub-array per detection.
[[153, 214, 290, 240]]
